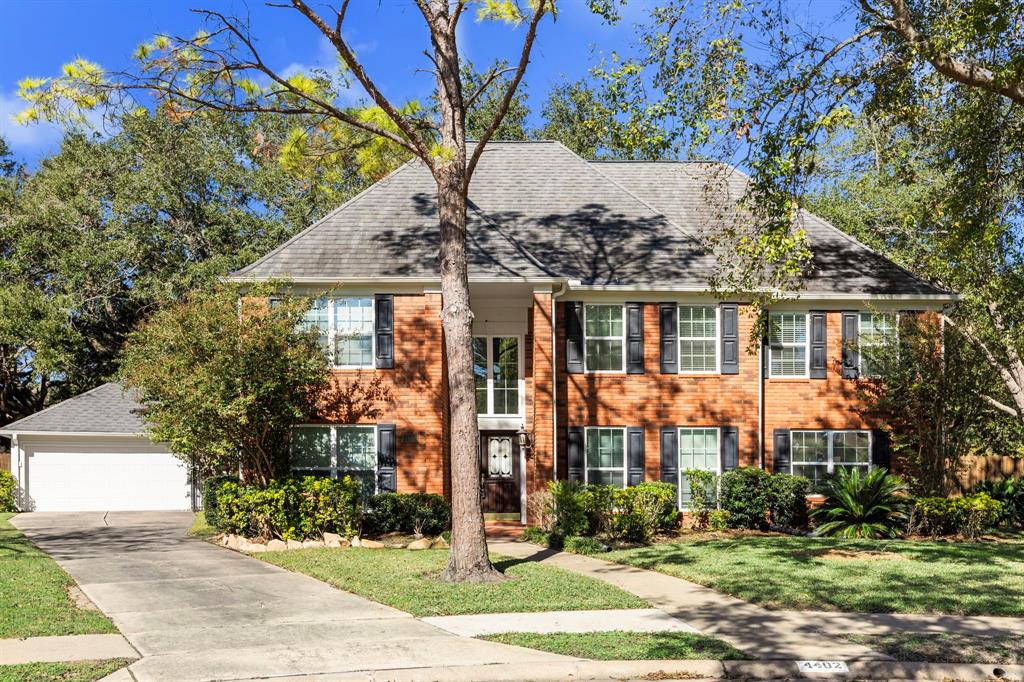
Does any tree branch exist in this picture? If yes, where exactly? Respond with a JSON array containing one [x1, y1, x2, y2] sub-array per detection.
[[464, 0, 548, 189], [981, 393, 1021, 417], [464, 67, 516, 110]]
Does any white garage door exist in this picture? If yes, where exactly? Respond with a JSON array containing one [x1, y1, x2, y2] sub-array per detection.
[[24, 438, 191, 512]]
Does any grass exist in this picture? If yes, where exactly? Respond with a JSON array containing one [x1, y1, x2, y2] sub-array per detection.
[[0, 659, 131, 682], [186, 511, 218, 540], [847, 633, 1024, 663], [259, 547, 647, 616], [481, 631, 750, 661], [603, 533, 1024, 616], [0, 513, 117, 638]]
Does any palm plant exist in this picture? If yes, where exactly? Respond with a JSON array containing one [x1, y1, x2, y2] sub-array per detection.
[[812, 467, 910, 539]]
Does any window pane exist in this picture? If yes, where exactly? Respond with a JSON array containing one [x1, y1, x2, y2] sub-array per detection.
[[586, 339, 623, 371], [679, 427, 719, 508], [333, 297, 373, 367], [586, 427, 624, 470], [302, 299, 330, 355], [680, 340, 717, 372], [770, 346, 806, 376], [770, 313, 807, 345], [860, 313, 897, 376], [336, 426, 376, 470], [585, 305, 623, 337], [492, 337, 519, 414], [793, 463, 828, 488], [833, 431, 870, 464], [291, 427, 332, 468], [473, 338, 488, 414], [792, 431, 828, 463], [679, 306, 716, 339], [586, 469, 624, 487]]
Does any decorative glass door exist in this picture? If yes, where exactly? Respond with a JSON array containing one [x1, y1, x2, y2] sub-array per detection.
[[480, 432, 520, 513]]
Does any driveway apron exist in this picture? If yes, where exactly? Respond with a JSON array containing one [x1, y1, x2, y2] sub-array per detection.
[[13, 512, 565, 682]]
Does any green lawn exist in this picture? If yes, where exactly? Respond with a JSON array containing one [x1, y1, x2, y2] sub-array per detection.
[[847, 633, 1024, 663], [0, 513, 117, 638], [187, 511, 218, 540], [481, 631, 749, 661], [604, 534, 1024, 615], [260, 547, 647, 616], [0, 659, 130, 682]]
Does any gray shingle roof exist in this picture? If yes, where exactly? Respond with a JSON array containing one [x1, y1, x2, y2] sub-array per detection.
[[0, 382, 145, 435], [230, 141, 949, 297]]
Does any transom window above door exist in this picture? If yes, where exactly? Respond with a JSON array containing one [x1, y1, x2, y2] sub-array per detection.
[[474, 336, 521, 416], [301, 297, 374, 368], [584, 304, 625, 372]]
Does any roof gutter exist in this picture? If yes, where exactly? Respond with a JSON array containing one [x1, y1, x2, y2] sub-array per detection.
[[0, 430, 147, 438], [563, 282, 958, 302]]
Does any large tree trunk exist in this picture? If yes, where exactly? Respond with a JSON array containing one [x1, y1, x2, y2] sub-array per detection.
[[431, 5, 502, 583]]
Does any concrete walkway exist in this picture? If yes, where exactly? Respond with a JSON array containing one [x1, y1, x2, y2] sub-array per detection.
[[422, 608, 699, 637], [12, 512, 568, 682], [0, 633, 137, 665], [489, 539, 889, 661]]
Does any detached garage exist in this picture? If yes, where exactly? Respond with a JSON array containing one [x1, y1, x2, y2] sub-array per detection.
[[0, 383, 194, 512]]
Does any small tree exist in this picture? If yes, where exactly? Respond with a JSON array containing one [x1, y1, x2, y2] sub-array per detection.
[[119, 283, 329, 484]]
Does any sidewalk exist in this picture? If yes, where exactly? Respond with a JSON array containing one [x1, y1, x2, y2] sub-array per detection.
[[489, 539, 888, 661], [0, 633, 138, 665], [786, 610, 1024, 637]]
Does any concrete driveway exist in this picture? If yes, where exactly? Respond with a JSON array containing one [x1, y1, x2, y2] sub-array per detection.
[[12, 512, 564, 682]]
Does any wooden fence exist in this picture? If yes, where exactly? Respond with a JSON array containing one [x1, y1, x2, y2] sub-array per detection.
[[956, 455, 1024, 492], [0, 452, 9, 473]]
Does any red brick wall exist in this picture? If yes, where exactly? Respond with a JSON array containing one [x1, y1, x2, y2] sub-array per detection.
[[319, 293, 448, 495], [528, 293, 555, 502]]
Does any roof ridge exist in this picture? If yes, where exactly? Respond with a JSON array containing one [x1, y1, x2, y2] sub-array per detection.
[[0, 381, 122, 431], [228, 158, 420, 279]]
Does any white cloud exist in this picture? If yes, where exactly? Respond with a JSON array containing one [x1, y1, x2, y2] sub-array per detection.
[[0, 90, 63, 153]]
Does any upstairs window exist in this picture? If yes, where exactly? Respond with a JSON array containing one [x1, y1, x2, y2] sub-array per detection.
[[679, 305, 718, 372], [584, 304, 625, 372], [301, 297, 374, 368], [474, 336, 521, 416], [859, 312, 897, 377], [769, 312, 808, 378]]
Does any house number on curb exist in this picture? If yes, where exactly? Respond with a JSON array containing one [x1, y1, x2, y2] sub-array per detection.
[[797, 661, 850, 674]]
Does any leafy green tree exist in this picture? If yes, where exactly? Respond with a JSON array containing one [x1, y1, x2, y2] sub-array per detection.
[[537, 79, 612, 158], [119, 284, 329, 485], [460, 60, 531, 141], [16, 0, 631, 583], [0, 110, 361, 426]]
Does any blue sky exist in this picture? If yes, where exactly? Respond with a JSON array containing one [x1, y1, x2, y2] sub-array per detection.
[[0, 0, 655, 163]]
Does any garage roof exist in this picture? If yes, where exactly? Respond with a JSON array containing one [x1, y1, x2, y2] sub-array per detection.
[[0, 383, 146, 436]]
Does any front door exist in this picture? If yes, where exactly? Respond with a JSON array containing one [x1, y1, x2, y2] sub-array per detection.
[[480, 431, 521, 514]]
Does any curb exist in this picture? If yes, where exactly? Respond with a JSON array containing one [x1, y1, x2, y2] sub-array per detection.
[[726, 660, 1023, 680]]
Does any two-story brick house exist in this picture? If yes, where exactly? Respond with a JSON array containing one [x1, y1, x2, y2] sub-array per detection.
[[228, 141, 954, 524]]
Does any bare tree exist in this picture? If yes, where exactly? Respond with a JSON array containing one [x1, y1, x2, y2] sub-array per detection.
[[19, 0, 561, 582]]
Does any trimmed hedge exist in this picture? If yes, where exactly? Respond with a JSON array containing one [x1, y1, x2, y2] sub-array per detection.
[[215, 476, 362, 541], [365, 492, 450, 537], [203, 474, 240, 529], [719, 467, 771, 529], [0, 470, 17, 512], [913, 493, 1003, 539], [546, 480, 678, 544]]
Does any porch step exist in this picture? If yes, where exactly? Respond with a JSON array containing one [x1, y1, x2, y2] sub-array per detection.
[[485, 521, 525, 539]]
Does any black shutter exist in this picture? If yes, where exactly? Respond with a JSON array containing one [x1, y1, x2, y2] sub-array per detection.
[[660, 427, 678, 485], [721, 426, 739, 472], [374, 294, 394, 369], [773, 428, 791, 474], [566, 302, 584, 374], [660, 303, 678, 374], [720, 303, 739, 375], [567, 427, 585, 481], [627, 426, 645, 486], [841, 311, 859, 379], [762, 336, 770, 379], [626, 302, 645, 374], [871, 429, 892, 470], [376, 424, 397, 493], [809, 311, 827, 379]]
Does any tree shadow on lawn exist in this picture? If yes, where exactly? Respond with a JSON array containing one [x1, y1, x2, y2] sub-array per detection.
[[612, 536, 1024, 616]]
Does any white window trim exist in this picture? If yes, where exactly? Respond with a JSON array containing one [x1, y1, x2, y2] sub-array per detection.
[[474, 334, 525, 417], [291, 424, 378, 492], [857, 311, 899, 378], [583, 304, 627, 374], [307, 297, 376, 370], [677, 426, 721, 511], [678, 305, 720, 375], [583, 426, 628, 488], [790, 429, 873, 478], [768, 311, 810, 379]]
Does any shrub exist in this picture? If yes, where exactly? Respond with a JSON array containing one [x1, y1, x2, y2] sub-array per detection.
[[366, 492, 450, 537], [548, 480, 588, 537], [563, 535, 607, 555], [708, 509, 730, 531], [527, 490, 555, 532], [913, 493, 1003, 539], [614, 482, 677, 542], [813, 467, 909, 539], [216, 476, 361, 540], [0, 470, 17, 512], [683, 469, 717, 529], [719, 467, 771, 529], [521, 525, 551, 546], [767, 473, 810, 529], [579, 484, 617, 536], [203, 474, 240, 530], [974, 477, 1024, 526]]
